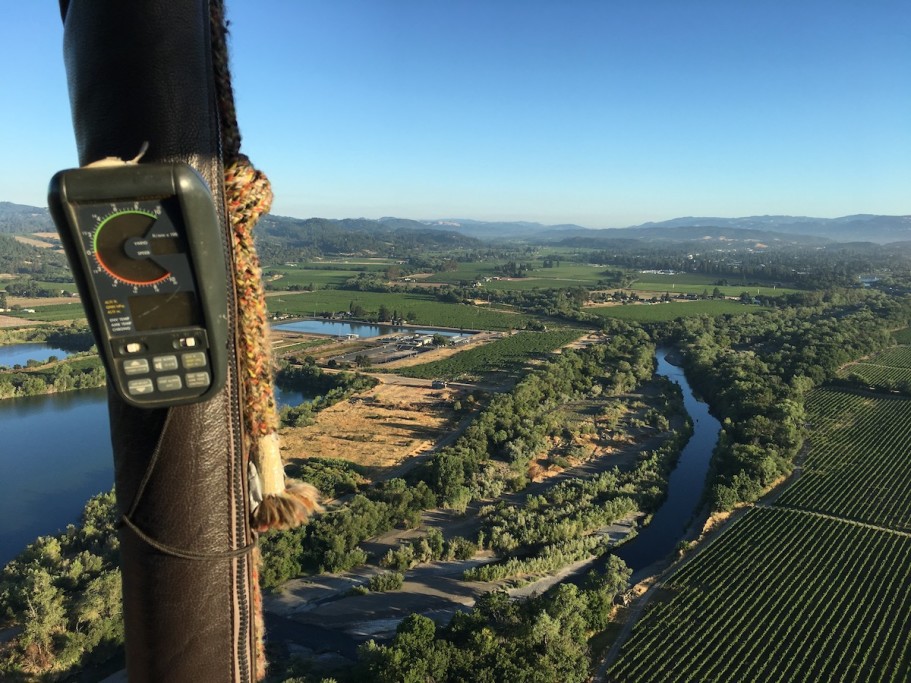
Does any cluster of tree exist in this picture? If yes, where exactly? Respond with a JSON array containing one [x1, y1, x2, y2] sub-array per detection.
[[0, 328, 44, 345], [465, 414, 691, 583], [340, 272, 392, 292], [421, 327, 656, 510], [360, 571, 404, 593], [275, 359, 378, 427], [379, 528, 477, 572], [45, 325, 96, 353], [2, 279, 70, 298], [488, 286, 593, 321], [258, 479, 437, 587], [282, 458, 369, 499], [0, 357, 106, 398], [467, 535, 612, 583], [0, 491, 122, 678], [358, 556, 631, 683], [497, 261, 531, 278]]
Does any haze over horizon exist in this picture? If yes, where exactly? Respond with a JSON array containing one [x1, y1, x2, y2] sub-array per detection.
[[1, 1, 909, 227]]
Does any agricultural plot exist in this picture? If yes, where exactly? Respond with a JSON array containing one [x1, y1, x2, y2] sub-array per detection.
[[11, 280, 78, 294], [856, 345, 911, 368], [588, 300, 760, 322], [843, 363, 911, 390], [775, 389, 911, 531], [426, 262, 611, 290], [892, 328, 911, 345], [5, 302, 85, 322], [264, 267, 371, 289], [266, 290, 535, 330], [396, 329, 584, 381], [264, 259, 395, 287], [421, 261, 502, 284], [627, 272, 798, 297], [608, 506, 911, 683], [840, 345, 911, 390]]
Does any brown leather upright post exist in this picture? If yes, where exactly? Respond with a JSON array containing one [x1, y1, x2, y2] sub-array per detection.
[[58, 1, 256, 680]]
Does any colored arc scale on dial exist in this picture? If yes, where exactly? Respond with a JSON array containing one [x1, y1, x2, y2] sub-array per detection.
[[89, 206, 182, 288]]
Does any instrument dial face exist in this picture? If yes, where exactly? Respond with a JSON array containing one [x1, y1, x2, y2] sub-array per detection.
[[80, 200, 185, 289]]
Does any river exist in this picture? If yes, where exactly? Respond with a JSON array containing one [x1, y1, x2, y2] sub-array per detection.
[[613, 347, 722, 573]]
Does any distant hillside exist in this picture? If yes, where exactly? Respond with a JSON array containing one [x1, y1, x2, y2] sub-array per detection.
[[543, 224, 833, 249], [419, 218, 579, 239], [257, 215, 480, 258], [0, 202, 54, 234], [2, 200, 908, 247], [631, 214, 911, 244], [391, 214, 911, 245]]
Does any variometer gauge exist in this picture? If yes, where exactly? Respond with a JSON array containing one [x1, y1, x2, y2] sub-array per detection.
[[49, 163, 227, 408]]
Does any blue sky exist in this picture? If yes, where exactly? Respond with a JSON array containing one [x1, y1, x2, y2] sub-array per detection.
[[1, 1, 909, 227]]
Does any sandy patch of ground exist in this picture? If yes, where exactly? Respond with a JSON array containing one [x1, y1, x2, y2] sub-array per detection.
[[0, 315, 27, 328], [279, 382, 457, 475], [8, 295, 80, 307], [13, 235, 57, 249]]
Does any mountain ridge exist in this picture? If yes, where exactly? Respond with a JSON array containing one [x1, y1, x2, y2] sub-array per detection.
[[1, 201, 908, 244]]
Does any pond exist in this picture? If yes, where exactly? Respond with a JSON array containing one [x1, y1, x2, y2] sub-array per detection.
[[0, 389, 112, 567], [274, 385, 317, 409], [0, 342, 72, 368], [274, 319, 471, 338], [0, 381, 316, 567]]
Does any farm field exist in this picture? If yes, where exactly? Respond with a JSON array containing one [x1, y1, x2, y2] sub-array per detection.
[[265, 289, 534, 330], [588, 299, 761, 322], [395, 329, 584, 381], [607, 384, 911, 681]]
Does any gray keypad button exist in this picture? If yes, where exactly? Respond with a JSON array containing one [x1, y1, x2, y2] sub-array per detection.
[[128, 378, 154, 395], [153, 355, 180, 372], [185, 371, 211, 389], [182, 351, 207, 369], [156, 375, 183, 392], [123, 358, 150, 375]]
